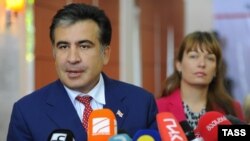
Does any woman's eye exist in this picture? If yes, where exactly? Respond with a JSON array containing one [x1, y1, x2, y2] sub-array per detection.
[[207, 56, 216, 61], [189, 54, 198, 58]]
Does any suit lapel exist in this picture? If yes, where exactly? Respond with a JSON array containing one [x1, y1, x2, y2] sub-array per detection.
[[102, 74, 128, 129], [44, 76, 129, 139], [104, 92, 127, 128], [45, 80, 86, 140], [167, 89, 186, 121]]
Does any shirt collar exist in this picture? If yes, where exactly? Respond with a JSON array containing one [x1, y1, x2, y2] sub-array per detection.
[[64, 74, 106, 105]]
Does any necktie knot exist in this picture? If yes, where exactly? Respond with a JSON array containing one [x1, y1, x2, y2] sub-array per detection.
[[76, 96, 92, 106]]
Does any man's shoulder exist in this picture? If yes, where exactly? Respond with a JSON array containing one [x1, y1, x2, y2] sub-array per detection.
[[107, 78, 153, 96], [103, 73, 149, 90], [16, 80, 61, 104]]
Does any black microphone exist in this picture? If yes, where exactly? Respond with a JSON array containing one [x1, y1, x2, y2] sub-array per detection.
[[179, 120, 196, 141], [47, 129, 75, 141], [226, 115, 247, 125]]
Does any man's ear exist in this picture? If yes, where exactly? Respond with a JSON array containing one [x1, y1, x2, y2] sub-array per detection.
[[103, 46, 111, 65]]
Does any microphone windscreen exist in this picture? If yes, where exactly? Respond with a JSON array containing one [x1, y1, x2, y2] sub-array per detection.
[[47, 129, 74, 141], [179, 120, 196, 140], [156, 112, 188, 141], [88, 108, 117, 141], [197, 111, 231, 141], [109, 133, 132, 141], [118, 129, 132, 138], [226, 115, 246, 125], [132, 129, 161, 141]]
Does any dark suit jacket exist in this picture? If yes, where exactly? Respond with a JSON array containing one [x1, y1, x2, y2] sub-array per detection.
[[7, 73, 158, 141]]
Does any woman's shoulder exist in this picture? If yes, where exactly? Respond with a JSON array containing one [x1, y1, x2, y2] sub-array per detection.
[[156, 89, 182, 108], [156, 89, 186, 121], [232, 99, 242, 107], [232, 99, 245, 121], [158, 89, 181, 99]]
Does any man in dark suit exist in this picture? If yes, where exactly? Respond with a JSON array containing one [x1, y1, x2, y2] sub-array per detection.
[[7, 3, 158, 141]]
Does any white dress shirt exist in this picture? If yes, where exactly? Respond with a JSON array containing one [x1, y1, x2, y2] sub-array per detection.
[[64, 74, 106, 121]]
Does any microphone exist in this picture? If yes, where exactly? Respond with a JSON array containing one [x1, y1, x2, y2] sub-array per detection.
[[47, 129, 75, 141], [196, 111, 231, 141], [87, 108, 117, 141], [225, 115, 246, 125], [109, 133, 132, 141], [179, 121, 196, 141], [132, 129, 161, 141], [179, 121, 204, 141], [156, 112, 188, 141]]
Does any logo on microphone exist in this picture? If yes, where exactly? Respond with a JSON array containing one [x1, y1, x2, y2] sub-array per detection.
[[157, 112, 188, 141], [50, 133, 67, 141], [206, 115, 227, 131], [92, 117, 111, 135], [164, 118, 186, 141], [88, 109, 117, 141]]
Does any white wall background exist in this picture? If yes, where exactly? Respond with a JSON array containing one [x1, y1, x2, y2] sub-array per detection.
[[0, 2, 34, 140], [213, 0, 250, 105], [0, 7, 22, 141], [119, 0, 142, 86], [184, 0, 213, 35]]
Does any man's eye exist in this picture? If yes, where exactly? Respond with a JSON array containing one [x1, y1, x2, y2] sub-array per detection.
[[79, 44, 91, 49], [58, 45, 68, 49]]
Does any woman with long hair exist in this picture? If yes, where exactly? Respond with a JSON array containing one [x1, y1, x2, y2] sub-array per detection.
[[157, 31, 244, 131]]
